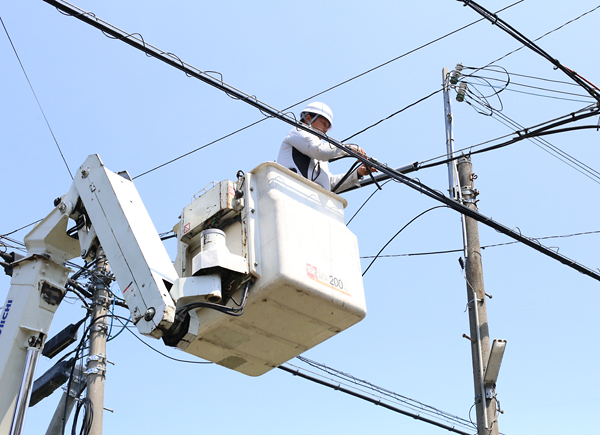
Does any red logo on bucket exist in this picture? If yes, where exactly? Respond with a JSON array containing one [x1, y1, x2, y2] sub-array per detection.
[[183, 223, 191, 234], [306, 263, 318, 280]]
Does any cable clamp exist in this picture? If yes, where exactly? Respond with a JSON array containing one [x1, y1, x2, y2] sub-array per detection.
[[90, 324, 109, 334], [86, 353, 106, 364], [460, 186, 478, 197], [85, 365, 106, 376], [93, 294, 111, 306]]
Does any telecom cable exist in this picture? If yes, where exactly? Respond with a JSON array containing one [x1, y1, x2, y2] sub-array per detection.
[[112, 316, 212, 364], [362, 206, 448, 276], [1, 17, 73, 180], [294, 355, 476, 431], [462, 92, 600, 184], [457, 0, 600, 102], [416, 105, 600, 171], [43, 0, 523, 179], [474, 4, 600, 74], [1, 219, 42, 237], [278, 364, 474, 435], [360, 229, 600, 259]]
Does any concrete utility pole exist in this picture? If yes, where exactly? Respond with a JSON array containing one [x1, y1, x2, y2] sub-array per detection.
[[442, 68, 498, 435], [86, 248, 111, 435], [457, 157, 498, 435], [45, 365, 86, 435]]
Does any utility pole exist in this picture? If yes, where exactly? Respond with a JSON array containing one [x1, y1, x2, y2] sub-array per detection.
[[457, 157, 498, 435], [86, 247, 111, 435], [442, 68, 499, 435], [45, 365, 86, 435]]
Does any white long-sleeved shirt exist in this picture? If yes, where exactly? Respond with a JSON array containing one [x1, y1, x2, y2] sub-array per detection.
[[277, 127, 361, 192]]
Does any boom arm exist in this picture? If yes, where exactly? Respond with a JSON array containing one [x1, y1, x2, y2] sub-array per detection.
[[0, 154, 181, 431]]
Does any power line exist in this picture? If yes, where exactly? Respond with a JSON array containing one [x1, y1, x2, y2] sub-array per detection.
[[1, 219, 42, 237], [362, 206, 448, 276], [360, 230, 600, 258], [458, 0, 600, 102], [278, 364, 474, 435], [475, 4, 600, 72], [113, 316, 212, 364], [461, 93, 600, 184], [342, 88, 443, 142], [465, 74, 593, 98], [1, 17, 73, 180], [464, 80, 594, 104], [44, 0, 523, 179], [290, 0, 523, 108], [416, 105, 600, 171], [293, 356, 476, 431]]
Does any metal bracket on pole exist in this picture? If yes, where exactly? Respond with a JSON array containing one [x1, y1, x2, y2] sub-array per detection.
[[86, 353, 107, 364]]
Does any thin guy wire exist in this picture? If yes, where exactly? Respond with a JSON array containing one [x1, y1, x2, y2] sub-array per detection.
[[1, 17, 73, 180], [1, 219, 42, 237], [360, 230, 600, 258]]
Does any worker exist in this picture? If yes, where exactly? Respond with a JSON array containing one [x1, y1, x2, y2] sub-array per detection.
[[277, 102, 377, 192]]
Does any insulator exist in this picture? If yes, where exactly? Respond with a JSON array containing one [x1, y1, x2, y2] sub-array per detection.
[[456, 82, 468, 102], [450, 63, 464, 85]]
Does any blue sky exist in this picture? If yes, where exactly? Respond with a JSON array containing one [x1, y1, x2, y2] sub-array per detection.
[[2, 1, 599, 434]]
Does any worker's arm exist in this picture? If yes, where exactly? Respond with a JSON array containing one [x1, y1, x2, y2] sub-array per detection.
[[329, 167, 361, 193], [284, 128, 349, 161]]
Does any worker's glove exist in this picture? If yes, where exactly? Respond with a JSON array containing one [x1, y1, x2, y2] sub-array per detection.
[[343, 143, 366, 157]]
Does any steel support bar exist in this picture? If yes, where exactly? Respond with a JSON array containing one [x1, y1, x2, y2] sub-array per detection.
[[43, 0, 600, 283], [278, 365, 473, 435], [9, 347, 41, 435]]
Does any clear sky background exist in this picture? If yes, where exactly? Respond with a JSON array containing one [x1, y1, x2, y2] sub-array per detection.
[[2, 1, 599, 434]]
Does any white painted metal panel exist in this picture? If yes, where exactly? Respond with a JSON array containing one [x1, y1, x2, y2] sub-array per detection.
[[74, 155, 177, 337]]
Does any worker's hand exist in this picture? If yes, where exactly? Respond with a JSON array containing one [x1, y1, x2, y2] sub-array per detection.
[[344, 143, 366, 157], [345, 144, 377, 177], [358, 164, 378, 177]]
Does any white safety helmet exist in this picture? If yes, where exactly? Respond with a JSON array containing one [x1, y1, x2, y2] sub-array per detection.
[[301, 101, 333, 131]]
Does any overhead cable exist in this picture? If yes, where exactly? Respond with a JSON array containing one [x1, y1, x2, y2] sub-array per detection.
[[342, 88, 443, 142], [362, 206, 448, 276], [457, 0, 600, 102], [37, 0, 600, 282], [416, 106, 600, 171], [43, 0, 523, 179], [476, 4, 600, 72], [465, 80, 594, 104], [294, 356, 476, 431], [360, 230, 600, 258], [1, 17, 73, 180], [465, 73, 593, 98], [278, 364, 473, 435], [113, 316, 212, 364], [1, 219, 42, 237], [462, 92, 600, 185]]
